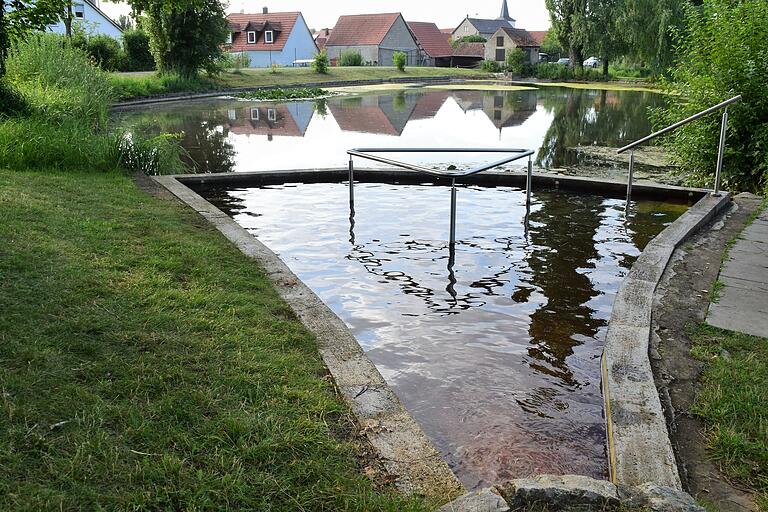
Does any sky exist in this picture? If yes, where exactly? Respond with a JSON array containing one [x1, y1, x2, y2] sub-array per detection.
[[100, 0, 552, 32]]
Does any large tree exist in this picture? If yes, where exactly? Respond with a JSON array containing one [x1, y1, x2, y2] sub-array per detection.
[[619, 0, 684, 71], [584, 0, 627, 76], [0, 0, 65, 75], [126, 0, 228, 78], [545, 0, 589, 69]]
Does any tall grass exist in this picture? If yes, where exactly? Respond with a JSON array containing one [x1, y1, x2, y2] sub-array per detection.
[[109, 73, 217, 101]]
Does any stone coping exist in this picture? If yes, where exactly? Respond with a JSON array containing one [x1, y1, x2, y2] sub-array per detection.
[[602, 192, 731, 490]]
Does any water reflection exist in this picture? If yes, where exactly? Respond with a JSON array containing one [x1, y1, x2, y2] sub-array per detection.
[[204, 181, 688, 488], [113, 87, 666, 175]]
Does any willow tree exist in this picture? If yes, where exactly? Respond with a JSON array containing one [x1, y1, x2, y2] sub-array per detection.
[[545, 0, 589, 68]]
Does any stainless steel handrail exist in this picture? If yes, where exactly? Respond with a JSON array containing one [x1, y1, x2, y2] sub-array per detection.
[[346, 147, 536, 245], [617, 95, 741, 201]]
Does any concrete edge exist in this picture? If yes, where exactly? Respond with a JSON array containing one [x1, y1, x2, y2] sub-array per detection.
[[151, 175, 465, 500], [112, 76, 485, 109], [602, 192, 732, 489]]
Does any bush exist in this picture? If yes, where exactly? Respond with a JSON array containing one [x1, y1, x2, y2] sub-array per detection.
[[480, 60, 503, 73], [339, 50, 363, 66], [85, 34, 124, 71], [393, 51, 406, 71], [122, 29, 155, 71], [505, 47, 526, 74], [451, 35, 486, 48], [312, 49, 329, 74], [653, 0, 768, 193]]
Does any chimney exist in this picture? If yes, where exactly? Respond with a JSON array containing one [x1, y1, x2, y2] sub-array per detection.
[[263, 7, 268, 14]]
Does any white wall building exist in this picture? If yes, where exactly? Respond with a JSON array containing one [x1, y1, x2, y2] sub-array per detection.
[[48, 0, 123, 39]]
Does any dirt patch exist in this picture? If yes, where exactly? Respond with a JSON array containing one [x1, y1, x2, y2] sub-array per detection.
[[652, 193, 763, 511]]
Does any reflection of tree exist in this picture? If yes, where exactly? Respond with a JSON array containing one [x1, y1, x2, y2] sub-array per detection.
[[535, 88, 667, 169]]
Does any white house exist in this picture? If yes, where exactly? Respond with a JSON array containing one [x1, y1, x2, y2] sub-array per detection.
[[48, 0, 123, 39]]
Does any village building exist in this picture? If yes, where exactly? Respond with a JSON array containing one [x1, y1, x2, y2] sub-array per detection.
[[324, 13, 420, 67], [407, 22, 454, 67], [485, 25, 541, 65], [48, 0, 122, 39], [225, 9, 317, 68], [451, 42, 486, 68], [451, 0, 515, 40]]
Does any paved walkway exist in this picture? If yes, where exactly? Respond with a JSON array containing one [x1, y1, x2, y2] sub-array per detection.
[[707, 202, 768, 338]]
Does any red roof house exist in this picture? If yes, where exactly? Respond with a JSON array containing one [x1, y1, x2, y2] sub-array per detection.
[[225, 10, 317, 67], [407, 21, 454, 66], [325, 13, 420, 67]]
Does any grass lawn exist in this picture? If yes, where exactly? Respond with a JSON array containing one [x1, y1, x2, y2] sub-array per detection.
[[110, 67, 492, 101], [0, 169, 430, 511], [691, 325, 768, 510]]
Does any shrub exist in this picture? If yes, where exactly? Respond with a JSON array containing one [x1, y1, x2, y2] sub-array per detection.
[[312, 49, 329, 74], [85, 34, 124, 71], [339, 50, 363, 66], [122, 29, 155, 71], [114, 131, 186, 175], [505, 47, 526, 74], [451, 35, 486, 48], [393, 51, 406, 71], [480, 60, 502, 73]]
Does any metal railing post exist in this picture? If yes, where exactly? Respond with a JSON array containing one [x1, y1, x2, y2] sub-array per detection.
[[449, 178, 457, 246], [713, 107, 728, 196], [526, 156, 533, 209], [348, 155, 355, 208], [626, 150, 635, 206]]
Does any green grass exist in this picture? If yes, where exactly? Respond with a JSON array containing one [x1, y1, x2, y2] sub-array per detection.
[[690, 325, 768, 509], [110, 66, 492, 101], [0, 168, 431, 511]]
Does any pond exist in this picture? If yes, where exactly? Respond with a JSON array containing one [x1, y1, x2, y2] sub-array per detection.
[[113, 85, 669, 179], [202, 179, 688, 489]]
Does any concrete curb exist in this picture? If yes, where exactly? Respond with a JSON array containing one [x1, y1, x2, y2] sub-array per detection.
[[152, 175, 465, 500], [112, 76, 484, 109], [602, 192, 731, 489]]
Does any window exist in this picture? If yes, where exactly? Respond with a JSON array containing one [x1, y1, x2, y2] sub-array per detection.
[[265, 30, 274, 44], [494, 110, 502, 120], [497, 36, 504, 47], [225, 32, 232, 44], [247, 31, 256, 44], [495, 48, 505, 61], [250, 108, 259, 120], [494, 96, 503, 108], [227, 109, 236, 121], [267, 108, 277, 121], [464, 26, 469, 33]]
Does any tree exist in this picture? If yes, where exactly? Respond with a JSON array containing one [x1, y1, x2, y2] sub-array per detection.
[[505, 47, 526, 74], [584, 0, 627, 77], [393, 51, 406, 71], [545, 0, 588, 69], [125, 0, 227, 78], [540, 31, 564, 60], [0, 0, 66, 75], [619, 0, 684, 72], [312, 49, 329, 74]]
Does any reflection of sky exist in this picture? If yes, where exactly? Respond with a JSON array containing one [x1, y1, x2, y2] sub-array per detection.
[[209, 181, 688, 489], [230, 96, 554, 172]]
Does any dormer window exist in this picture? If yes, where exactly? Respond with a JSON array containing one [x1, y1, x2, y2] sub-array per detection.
[[247, 31, 257, 44], [265, 30, 274, 43]]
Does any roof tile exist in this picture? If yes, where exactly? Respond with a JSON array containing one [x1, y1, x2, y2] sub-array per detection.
[[326, 13, 401, 46], [407, 21, 454, 58]]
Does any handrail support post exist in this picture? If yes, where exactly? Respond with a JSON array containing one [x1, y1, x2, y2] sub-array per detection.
[[449, 178, 457, 246], [348, 155, 355, 208], [626, 150, 635, 207], [526, 156, 533, 209], [713, 107, 728, 196]]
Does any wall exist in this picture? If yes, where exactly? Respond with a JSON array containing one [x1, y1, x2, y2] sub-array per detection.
[[239, 13, 318, 68], [325, 45, 379, 64], [378, 16, 420, 66], [452, 19, 479, 39], [48, 1, 123, 39]]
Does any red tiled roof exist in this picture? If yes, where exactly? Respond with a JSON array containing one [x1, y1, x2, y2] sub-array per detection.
[[452, 42, 485, 58], [226, 12, 305, 52], [407, 21, 454, 58], [411, 91, 452, 120], [326, 13, 401, 46], [529, 30, 548, 46], [499, 26, 540, 47]]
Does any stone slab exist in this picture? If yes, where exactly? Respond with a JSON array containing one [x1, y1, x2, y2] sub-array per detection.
[[436, 488, 510, 512]]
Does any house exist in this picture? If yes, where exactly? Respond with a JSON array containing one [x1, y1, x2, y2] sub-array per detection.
[[314, 28, 332, 50], [227, 101, 314, 139], [407, 22, 453, 67], [325, 13, 420, 67], [485, 26, 541, 65], [225, 9, 317, 68], [48, 0, 122, 39], [451, 42, 485, 68], [451, 0, 515, 40]]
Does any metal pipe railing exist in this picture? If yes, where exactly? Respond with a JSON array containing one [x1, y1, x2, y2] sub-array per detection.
[[347, 148, 536, 246], [617, 95, 741, 202]]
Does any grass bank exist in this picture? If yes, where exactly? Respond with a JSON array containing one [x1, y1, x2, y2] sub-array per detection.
[[110, 66, 491, 101], [0, 168, 430, 511], [691, 325, 768, 510]]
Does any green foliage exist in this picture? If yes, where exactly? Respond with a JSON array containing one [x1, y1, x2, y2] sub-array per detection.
[[393, 51, 406, 72], [480, 60, 503, 73], [653, 0, 768, 192], [0, 0, 66, 76], [114, 131, 185, 175], [0, 78, 27, 117], [339, 50, 363, 67], [122, 29, 155, 71], [109, 73, 216, 100], [84, 34, 123, 71], [505, 47, 526, 74], [539, 31, 564, 59], [218, 51, 250, 71], [237, 87, 331, 101], [451, 35, 486, 48], [545, 0, 588, 67], [619, 0, 684, 72], [533, 62, 605, 80], [141, 0, 228, 78], [312, 49, 329, 74]]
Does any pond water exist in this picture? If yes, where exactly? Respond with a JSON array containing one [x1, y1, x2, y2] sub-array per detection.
[[203, 180, 689, 489], [113, 85, 668, 177]]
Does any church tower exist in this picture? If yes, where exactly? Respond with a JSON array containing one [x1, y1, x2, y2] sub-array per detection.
[[498, 0, 512, 20]]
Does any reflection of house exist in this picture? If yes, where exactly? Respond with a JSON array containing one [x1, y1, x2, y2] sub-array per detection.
[[407, 22, 453, 67], [227, 102, 314, 139], [451, 0, 515, 40], [328, 93, 420, 135], [48, 0, 122, 38], [225, 10, 317, 67], [451, 42, 485, 68], [325, 13, 420, 67], [486, 26, 541, 65], [481, 92, 538, 130], [410, 91, 452, 120]]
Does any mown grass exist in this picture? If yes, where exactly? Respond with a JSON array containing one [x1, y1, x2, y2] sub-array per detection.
[[690, 325, 768, 509], [110, 66, 491, 101], [0, 168, 431, 511]]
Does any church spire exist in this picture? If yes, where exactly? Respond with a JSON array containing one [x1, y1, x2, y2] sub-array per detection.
[[498, 0, 511, 20]]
